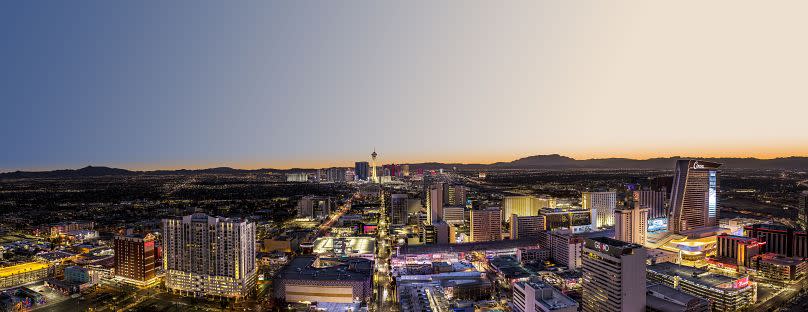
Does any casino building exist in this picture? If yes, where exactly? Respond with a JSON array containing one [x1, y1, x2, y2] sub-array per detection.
[[646, 262, 755, 312], [669, 160, 721, 235], [581, 237, 646, 312]]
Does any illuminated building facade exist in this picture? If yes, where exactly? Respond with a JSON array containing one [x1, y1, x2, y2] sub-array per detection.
[[581, 237, 646, 312], [443, 206, 465, 225], [162, 213, 256, 298], [646, 262, 754, 312], [512, 280, 579, 312], [297, 196, 334, 219], [0, 262, 50, 289], [751, 253, 808, 281], [502, 196, 556, 223], [447, 184, 467, 206], [370, 150, 378, 183], [274, 256, 373, 304], [743, 223, 808, 258], [634, 190, 667, 220], [549, 230, 583, 269], [581, 192, 616, 228], [510, 215, 545, 240], [427, 183, 444, 225], [614, 205, 648, 245], [540, 208, 595, 234], [669, 160, 721, 234], [799, 191, 808, 231], [114, 234, 156, 284], [714, 234, 761, 268], [391, 194, 409, 226], [469, 208, 502, 242]]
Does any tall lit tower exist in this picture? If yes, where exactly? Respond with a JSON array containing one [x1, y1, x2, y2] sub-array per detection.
[[370, 149, 378, 183], [668, 160, 721, 234]]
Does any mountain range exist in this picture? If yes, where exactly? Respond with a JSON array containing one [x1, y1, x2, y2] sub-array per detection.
[[1, 154, 807, 179]]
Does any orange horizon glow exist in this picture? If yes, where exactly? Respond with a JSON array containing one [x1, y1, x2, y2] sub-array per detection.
[[9, 149, 806, 172]]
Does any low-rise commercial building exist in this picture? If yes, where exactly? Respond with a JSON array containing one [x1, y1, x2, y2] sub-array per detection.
[[0, 262, 50, 289], [646, 262, 755, 312], [512, 280, 578, 312], [274, 256, 373, 304]]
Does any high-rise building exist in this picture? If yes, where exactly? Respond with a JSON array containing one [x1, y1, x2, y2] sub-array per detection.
[[799, 191, 808, 231], [502, 196, 556, 223], [426, 183, 445, 225], [581, 191, 616, 228], [423, 221, 450, 245], [581, 237, 646, 312], [634, 190, 667, 220], [510, 215, 545, 240], [297, 196, 334, 219], [391, 194, 409, 226], [470, 208, 502, 242], [447, 185, 467, 206], [162, 213, 257, 298], [114, 234, 156, 284], [325, 168, 347, 182], [614, 205, 648, 246], [669, 160, 721, 234], [743, 223, 808, 258], [355, 161, 369, 181], [715, 234, 762, 268], [443, 206, 466, 225], [548, 230, 583, 269], [541, 208, 596, 234], [401, 164, 410, 177], [512, 280, 579, 312]]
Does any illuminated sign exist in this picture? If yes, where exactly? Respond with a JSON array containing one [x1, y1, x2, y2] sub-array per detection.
[[593, 241, 610, 252], [734, 276, 749, 289], [692, 161, 705, 169]]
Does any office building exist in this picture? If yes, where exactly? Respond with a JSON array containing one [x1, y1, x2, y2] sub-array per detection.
[[541, 208, 595, 234], [286, 173, 309, 182], [646, 284, 710, 312], [162, 213, 257, 298], [512, 280, 579, 312], [646, 262, 754, 312], [743, 223, 808, 258], [502, 196, 556, 223], [634, 190, 667, 220], [447, 184, 467, 206], [581, 237, 646, 312], [114, 234, 156, 284], [297, 196, 334, 219], [470, 208, 502, 242], [714, 234, 762, 269], [391, 194, 409, 226], [582, 191, 616, 228], [427, 183, 445, 225], [799, 191, 808, 231], [355, 161, 369, 181], [669, 160, 721, 234], [326, 168, 347, 182], [443, 206, 465, 225], [510, 215, 545, 240], [423, 221, 450, 245], [614, 205, 648, 245], [548, 230, 584, 269], [274, 256, 373, 304]]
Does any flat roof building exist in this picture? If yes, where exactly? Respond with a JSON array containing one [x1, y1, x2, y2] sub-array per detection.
[[646, 262, 754, 312], [512, 280, 578, 312], [274, 256, 373, 304], [581, 237, 646, 312]]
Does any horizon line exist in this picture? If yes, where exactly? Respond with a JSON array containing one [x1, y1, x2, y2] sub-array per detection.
[[3, 153, 808, 173]]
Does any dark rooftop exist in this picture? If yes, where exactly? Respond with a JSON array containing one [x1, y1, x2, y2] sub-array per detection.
[[277, 256, 372, 282]]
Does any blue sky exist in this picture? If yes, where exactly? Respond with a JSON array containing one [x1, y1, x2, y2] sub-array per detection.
[[3, 1, 808, 171]]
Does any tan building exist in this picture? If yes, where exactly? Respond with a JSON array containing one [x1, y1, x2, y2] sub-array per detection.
[[114, 234, 157, 284], [470, 208, 502, 242]]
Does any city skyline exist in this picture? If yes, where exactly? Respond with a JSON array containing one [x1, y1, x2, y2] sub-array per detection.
[[3, 1, 808, 171]]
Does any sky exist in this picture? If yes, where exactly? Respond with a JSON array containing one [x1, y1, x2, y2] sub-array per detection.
[[2, 1, 808, 171]]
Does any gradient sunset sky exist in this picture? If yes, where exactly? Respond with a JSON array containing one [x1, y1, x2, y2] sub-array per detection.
[[2, 1, 808, 171]]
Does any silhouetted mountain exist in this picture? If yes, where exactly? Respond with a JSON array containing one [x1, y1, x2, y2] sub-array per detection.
[[2, 155, 807, 179]]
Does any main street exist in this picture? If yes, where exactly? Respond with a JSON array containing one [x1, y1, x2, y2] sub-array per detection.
[[372, 192, 397, 312]]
